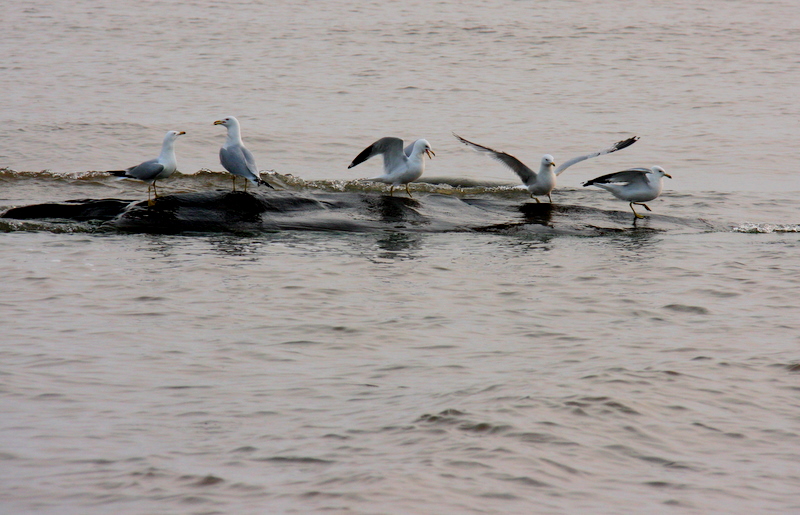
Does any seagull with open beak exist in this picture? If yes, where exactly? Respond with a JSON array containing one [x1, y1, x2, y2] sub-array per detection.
[[347, 137, 434, 197]]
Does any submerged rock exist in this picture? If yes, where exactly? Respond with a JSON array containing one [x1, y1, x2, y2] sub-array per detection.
[[2, 198, 135, 222], [112, 191, 330, 233], [1, 190, 718, 235]]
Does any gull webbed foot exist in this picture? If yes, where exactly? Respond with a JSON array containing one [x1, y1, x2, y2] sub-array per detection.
[[629, 202, 646, 219]]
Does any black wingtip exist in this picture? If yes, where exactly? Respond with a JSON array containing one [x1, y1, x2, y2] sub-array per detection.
[[347, 143, 376, 170], [452, 132, 477, 148], [107, 170, 127, 177], [615, 136, 639, 151], [259, 179, 275, 189]]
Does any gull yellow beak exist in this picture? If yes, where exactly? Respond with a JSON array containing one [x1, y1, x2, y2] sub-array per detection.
[[665, 173, 673, 178], [178, 131, 186, 135], [213, 120, 224, 125], [425, 149, 435, 159]]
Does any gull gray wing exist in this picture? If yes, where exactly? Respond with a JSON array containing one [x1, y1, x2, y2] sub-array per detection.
[[241, 146, 260, 176], [555, 136, 639, 176], [120, 159, 164, 182], [453, 133, 535, 184], [583, 168, 650, 186], [220, 144, 260, 181], [348, 137, 406, 173], [241, 146, 274, 188]]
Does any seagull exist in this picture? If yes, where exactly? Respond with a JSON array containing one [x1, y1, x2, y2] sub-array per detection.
[[348, 137, 435, 197], [108, 130, 185, 205], [583, 166, 672, 218], [453, 133, 639, 202], [214, 116, 274, 192]]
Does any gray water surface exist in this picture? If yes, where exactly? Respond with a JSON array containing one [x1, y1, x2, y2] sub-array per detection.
[[1, 1, 800, 513]]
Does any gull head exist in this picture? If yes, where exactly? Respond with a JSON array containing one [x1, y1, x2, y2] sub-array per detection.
[[414, 139, 435, 159], [541, 154, 556, 168], [162, 130, 185, 147], [213, 116, 239, 128], [651, 165, 672, 179]]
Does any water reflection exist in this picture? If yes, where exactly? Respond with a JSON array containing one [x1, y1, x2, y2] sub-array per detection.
[[141, 234, 186, 259], [606, 228, 661, 260], [499, 236, 555, 254], [207, 235, 267, 258], [373, 231, 423, 261]]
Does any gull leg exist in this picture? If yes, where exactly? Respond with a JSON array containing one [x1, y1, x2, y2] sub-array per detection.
[[406, 184, 413, 198], [244, 180, 248, 193], [389, 185, 394, 197], [152, 180, 159, 199], [232, 175, 237, 192], [531, 194, 541, 203], [638, 203, 652, 212], [547, 193, 552, 203], [629, 202, 645, 219], [147, 184, 155, 206]]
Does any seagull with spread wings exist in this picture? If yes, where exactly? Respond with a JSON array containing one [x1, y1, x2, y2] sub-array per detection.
[[453, 133, 638, 202]]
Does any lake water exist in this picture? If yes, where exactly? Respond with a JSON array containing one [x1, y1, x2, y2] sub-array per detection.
[[1, 1, 800, 513]]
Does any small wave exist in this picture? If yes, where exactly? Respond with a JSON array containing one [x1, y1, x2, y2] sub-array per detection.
[[663, 304, 710, 315], [732, 223, 800, 233], [0, 167, 112, 180], [0, 218, 102, 234], [265, 172, 522, 198], [0, 167, 525, 197], [257, 456, 334, 464]]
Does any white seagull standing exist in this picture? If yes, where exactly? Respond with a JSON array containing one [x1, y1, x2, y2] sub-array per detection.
[[348, 137, 435, 197], [583, 166, 672, 218], [109, 130, 185, 205], [453, 133, 639, 202], [214, 116, 274, 192]]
